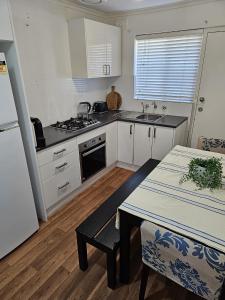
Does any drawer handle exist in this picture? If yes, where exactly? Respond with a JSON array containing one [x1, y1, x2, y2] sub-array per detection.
[[54, 149, 66, 156], [58, 182, 70, 190], [82, 143, 106, 157], [148, 127, 151, 138], [56, 162, 68, 170]]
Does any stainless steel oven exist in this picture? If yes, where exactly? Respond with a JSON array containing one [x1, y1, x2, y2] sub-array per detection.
[[79, 133, 106, 182]]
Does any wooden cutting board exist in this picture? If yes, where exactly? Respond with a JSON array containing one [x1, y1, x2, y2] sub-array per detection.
[[106, 86, 122, 110]]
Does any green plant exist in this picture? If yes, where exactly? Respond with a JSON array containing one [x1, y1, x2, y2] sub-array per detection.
[[180, 157, 223, 190]]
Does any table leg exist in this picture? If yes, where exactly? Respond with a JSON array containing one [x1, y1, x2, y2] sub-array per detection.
[[76, 232, 88, 271], [119, 210, 132, 284], [219, 282, 225, 300]]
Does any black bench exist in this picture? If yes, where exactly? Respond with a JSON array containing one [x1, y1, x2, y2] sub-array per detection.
[[75, 159, 160, 289]]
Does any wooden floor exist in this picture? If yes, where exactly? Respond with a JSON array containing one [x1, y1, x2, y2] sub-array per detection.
[[0, 167, 201, 300]]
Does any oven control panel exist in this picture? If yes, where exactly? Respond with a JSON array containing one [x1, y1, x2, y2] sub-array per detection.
[[79, 133, 106, 153]]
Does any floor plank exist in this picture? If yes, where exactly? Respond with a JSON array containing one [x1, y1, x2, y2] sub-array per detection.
[[0, 167, 201, 299]]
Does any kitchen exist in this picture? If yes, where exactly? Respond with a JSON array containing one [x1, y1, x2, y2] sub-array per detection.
[[1, 0, 225, 299]]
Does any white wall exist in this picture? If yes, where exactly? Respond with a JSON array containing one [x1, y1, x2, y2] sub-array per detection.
[[9, 0, 112, 126], [9, 0, 225, 127], [111, 0, 225, 118]]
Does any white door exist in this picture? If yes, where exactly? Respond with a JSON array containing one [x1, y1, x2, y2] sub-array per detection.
[[0, 0, 13, 41], [106, 122, 118, 166], [85, 19, 107, 78], [118, 122, 134, 164], [0, 127, 39, 259], [134, 124, 153, 166], [191, 30, 225, 147], [152, 126, 174, 160], [106, 25, 121, 77], [0, 54, 18, 125]]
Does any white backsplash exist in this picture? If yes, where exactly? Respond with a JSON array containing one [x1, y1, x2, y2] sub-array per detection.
[[9, 0, 110, 127]]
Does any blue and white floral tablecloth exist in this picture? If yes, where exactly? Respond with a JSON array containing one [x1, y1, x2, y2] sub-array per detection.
[[118, 145, 225, 254], [141, 221, 225, 300]]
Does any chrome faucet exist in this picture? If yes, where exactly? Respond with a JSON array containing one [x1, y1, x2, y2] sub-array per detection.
[[152, 101, 158, 111], [141, 102, 150, 113]]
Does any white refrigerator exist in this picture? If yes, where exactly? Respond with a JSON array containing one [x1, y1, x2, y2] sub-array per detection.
[[0, 53, 39, 259]]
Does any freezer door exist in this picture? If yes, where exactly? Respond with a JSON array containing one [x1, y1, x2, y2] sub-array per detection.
[[0, 53, 18, 126], [0, 126, 39, 259]]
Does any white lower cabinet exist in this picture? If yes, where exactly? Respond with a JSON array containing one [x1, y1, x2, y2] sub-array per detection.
[[133, 124, 153, 166], [39, 152, 78, 182], [37, 138, 77, 167], [106, 122, 118, 166], [37, 138, 81, 210], [118, 122, 134, 164], [37, 120, 187, 213], [151, 126, 174, 161], [42, 166, 80, 209], [118, 121, 187, 166]]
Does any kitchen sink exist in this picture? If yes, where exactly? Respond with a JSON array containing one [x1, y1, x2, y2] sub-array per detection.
[[136, 114, 163, 122]]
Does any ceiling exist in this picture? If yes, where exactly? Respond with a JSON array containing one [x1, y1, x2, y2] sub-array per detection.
[[74, 0, 202, 12]]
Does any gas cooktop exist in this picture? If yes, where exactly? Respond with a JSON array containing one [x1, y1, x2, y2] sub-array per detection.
[[51, 117, 100, 132]]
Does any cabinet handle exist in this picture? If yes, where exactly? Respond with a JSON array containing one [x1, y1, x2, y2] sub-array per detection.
[[130, 125, 133, 135], [103, 65, 107, 75], [54, 148, 66, 156], [148, 127, 151, 138], [56, 162, 68, 170], [58, 181, 70, 190], [153, 128, 157, 139], [108, 65, 111, 75]]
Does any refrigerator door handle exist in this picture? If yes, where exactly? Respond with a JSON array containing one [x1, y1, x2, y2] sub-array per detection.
[[0, 122, 19, 132]]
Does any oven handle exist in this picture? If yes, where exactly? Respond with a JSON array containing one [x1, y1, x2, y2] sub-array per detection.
[[81, 143, 106, 158]]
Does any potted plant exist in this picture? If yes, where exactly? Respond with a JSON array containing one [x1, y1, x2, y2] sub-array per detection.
[[180, 157, 223, 190]]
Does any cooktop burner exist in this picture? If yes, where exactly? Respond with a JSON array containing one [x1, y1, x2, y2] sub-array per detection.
[[51, 117, 100, 132]]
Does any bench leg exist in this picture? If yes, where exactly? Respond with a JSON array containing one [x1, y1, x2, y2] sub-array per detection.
[[106, 251, 117, 289], [76, 232, 88, 271], [139, 264, 150, 300]]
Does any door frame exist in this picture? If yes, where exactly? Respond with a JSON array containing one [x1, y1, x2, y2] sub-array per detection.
[[188, 26, 225, 147]]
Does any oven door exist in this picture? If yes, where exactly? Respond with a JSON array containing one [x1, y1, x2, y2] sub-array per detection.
[[80, 142, 106, 182]]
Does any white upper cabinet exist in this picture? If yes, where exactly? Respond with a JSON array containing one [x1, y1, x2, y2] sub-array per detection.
[[68, 18, 121, 78], [105, 23, 121, 77], [0, 0, 13, 41]]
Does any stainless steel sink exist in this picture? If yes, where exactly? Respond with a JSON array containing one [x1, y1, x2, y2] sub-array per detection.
[[136, 114, 163, 122]]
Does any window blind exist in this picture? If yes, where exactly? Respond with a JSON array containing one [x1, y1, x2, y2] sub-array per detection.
[[134, 34, 203, 103]]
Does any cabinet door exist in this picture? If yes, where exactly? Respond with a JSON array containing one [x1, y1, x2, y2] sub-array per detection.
[[118, 122, 134, 164], [106, 122, 118, 166], [134, 124, 152, 166], [0, 0, 13, 41], [106, 25, 121, 77], [152, 127, 174, 160], [85, 19, 107, 78]]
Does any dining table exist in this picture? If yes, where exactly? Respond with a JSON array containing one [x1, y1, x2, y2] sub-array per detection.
[[117, 145, 225, 290]]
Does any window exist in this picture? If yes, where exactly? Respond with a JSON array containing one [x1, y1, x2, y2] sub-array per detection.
[[134, 32, 203, 103]]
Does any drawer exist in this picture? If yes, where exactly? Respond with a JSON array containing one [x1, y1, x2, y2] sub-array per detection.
[[39, 151, 78, 182], [42, 166, 81, 209], [37, 138, 77, 166]]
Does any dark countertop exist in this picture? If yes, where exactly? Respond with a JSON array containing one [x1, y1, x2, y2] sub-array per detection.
[[37, 111, 188, 152]]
